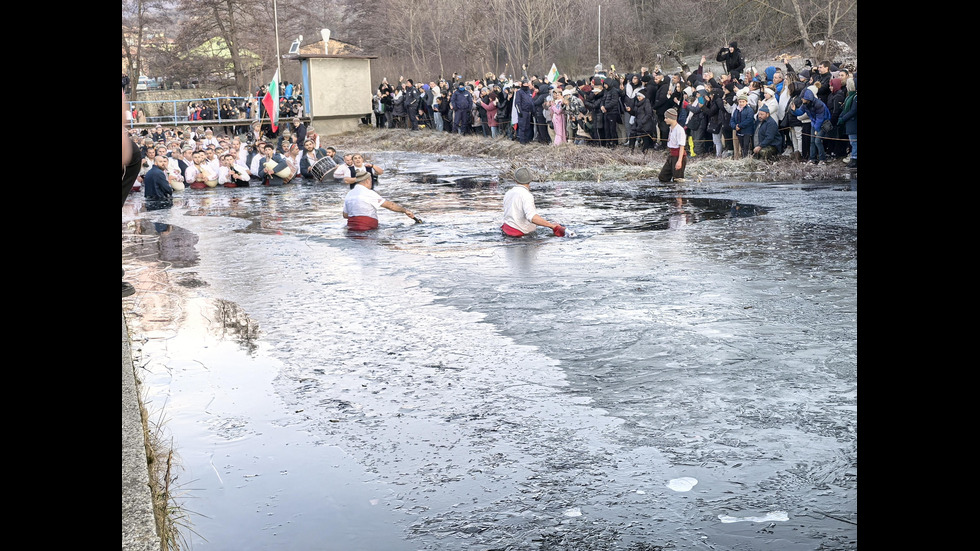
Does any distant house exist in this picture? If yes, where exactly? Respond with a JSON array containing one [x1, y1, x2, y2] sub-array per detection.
[[189, 36, 262, 76]]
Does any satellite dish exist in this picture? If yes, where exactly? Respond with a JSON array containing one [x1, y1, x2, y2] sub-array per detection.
[[320, 29, 330, 54], [288, 35, 302, 54]]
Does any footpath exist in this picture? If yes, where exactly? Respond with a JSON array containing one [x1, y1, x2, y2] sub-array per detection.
[[122, 310, 161, 551]]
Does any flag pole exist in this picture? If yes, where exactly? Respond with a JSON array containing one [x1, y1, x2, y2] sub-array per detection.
[[598, 5, 601, 66], [274, 0, 282, 79]]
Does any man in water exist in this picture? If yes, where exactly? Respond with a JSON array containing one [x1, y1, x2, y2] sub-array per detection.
[[658, 108, 687, 183], [342, 158, 418, 231], [142, 153, 174, 209], [343, 154, 383, 189], [333, 153, 355, 182], [500, 167, 565, 237], [299, 138, 330, 179]]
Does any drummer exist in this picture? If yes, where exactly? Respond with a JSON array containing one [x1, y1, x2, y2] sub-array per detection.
[[299, 138, 330, 179], [259, 142, 293, 186]]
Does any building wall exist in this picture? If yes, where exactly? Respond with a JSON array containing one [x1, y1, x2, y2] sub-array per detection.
[[305, 57, 374, 137]]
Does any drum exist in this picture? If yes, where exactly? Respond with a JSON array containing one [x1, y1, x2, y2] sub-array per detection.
[[264, 160, 295, 183], [309, 157, 338, 182]]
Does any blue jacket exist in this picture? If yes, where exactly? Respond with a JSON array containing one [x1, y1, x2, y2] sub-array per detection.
[[143, 165, 173, 200], [730, 104, 755, 136], [450, 88, 473, 111], [755, 116, 780, 148], [791, 89, 829, 130], [514, 88, 534, 118]]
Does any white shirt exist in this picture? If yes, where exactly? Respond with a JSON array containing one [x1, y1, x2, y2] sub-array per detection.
[[343, 184, 386, 219], [333, 163, 352, 180], [667, 123, 686, 150], [501, 185, 538, 235]]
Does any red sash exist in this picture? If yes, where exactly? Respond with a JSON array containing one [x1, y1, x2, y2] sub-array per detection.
[[347, 216, 379, 231], [501, 223, 525, 237]]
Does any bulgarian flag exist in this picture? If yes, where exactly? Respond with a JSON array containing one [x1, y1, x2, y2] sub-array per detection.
[[261, 68, 280, 132], [546, 63, 560, 84]]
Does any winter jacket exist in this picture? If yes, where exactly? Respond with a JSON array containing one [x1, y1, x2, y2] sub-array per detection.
[[704, 94, 727, 134], [632, 96, 655, 135], [730, 104, 756, 136], [716, 44, 746, 78], [790, 89, 829, 131], [838, 92, 857, 135], [754, 116, 780, 148]]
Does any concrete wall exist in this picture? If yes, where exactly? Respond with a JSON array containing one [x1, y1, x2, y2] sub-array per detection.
[[302, 56, 374, 137]]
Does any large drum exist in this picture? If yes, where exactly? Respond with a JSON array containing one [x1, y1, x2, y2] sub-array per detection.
[[264, 160, 295, 184], [309, 157, 338, 182]]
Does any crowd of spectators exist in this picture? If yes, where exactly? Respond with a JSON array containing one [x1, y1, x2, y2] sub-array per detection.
[[369, 47, 856, 167], [126, 48, 858, 203]]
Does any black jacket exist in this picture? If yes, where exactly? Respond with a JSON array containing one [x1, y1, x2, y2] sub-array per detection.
[[716, 45, 746, 78]]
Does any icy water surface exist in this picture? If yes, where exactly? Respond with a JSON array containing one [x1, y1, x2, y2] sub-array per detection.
[[123, 152, 856, 551]]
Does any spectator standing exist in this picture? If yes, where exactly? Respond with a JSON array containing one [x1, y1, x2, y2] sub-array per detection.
[[730, 93, 755, 159], [837, 77, 858, 169], [716, 42, 746, 81]]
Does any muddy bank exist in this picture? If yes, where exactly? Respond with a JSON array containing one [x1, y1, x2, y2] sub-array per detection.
[[321, 127, 853, 183]]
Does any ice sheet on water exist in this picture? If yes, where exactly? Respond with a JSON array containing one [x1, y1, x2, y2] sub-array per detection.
[[666, 476, 698, 492], [718, 511, 790, 523]]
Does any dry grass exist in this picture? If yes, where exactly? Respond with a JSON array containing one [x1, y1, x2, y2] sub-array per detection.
[[140, 386, 203, 550], [328, 126, 852, 182]]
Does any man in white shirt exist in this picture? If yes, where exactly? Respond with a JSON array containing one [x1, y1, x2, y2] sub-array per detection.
[[342, 155, 418, 231], [501, 167, 565, 237], [333, 153, 355, 182], [218, 154, 251, 187]]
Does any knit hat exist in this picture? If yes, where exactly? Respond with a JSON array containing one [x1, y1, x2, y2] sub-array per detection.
[[759, 104, 770, 113], [514, 167, 533, 185], [664, 108, 678, 120]]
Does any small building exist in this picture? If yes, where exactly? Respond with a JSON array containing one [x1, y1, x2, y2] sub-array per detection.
[[284, 38, 376, 137]]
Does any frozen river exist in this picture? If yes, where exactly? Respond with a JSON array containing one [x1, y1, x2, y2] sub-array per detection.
[[122, 152, 857, 551]]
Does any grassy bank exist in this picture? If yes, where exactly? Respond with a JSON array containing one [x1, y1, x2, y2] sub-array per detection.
[[325, 126, 852, 183]]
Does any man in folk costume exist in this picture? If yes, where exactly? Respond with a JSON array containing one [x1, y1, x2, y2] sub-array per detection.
[[185, 150, 218, 189], [299, 139, 330, 179], [259, 142, 293, 186]]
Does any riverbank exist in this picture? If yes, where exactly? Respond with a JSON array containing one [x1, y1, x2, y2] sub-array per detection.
[[122, 311, 161, 551], [326, 126, 854, 184]]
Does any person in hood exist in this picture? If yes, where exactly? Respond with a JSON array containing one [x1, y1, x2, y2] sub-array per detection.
[[533, 82, 552, 144], [790, 88, 830, 164], [599, 77, 622, 147], [717, 41, 746, 81]]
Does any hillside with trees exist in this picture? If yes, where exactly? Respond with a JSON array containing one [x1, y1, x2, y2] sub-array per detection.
[[123, 0, 857, 97]]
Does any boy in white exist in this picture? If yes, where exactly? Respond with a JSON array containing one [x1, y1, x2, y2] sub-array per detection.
[[657, 108, 687, 183]]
